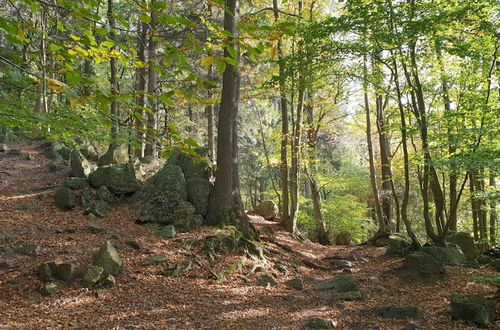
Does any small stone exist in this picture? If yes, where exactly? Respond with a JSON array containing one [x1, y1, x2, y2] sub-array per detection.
[[257, 274, 277, 287], [88, 225, 105, 234], [64, 177, 89, 190], [39, 282, 60, 296], [338, 291, 363, 301], [92, 241, 122, 276], [285, 277, 304, 290], [156, 225, 176, 239], [451, 293, 496, 327], [0, 143, 9, 152], [125, 240, 142, 250], [306, 317, 336, 329], [329, 259, 353, 270], [101, 274, 116, 288], [377, 305, 422, 319], [54, 187, 76, 211], [314, 274, 359, 292], [13, 242, 40, 256], [144, 255, 168, 266], [82, 265, 104, 286], [55, 263, 79, 282], [38, 262, 58, 282]]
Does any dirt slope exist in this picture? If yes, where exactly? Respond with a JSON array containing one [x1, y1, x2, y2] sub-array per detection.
[[0, 141, 498, 329]]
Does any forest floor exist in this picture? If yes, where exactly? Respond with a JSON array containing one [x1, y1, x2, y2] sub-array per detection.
[[0, 140, 498, 330]]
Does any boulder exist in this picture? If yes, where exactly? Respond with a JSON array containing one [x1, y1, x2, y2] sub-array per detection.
[[446, 232, 478, 260], [386, 235, 412, 256], [490, 259, 500, 272], [140, 191, 197, 232], [89, 164, 140, 194], [96, 186, 118, 204], [253, 200, 279, 220], [37, 262, 59, 282], [422, 245, 466, 266], [334, 231, 354, 246], [186, 178, 212, 216], [285, 277, 304, 290], [54, 187, 76, 211], [64, 177, 89, 190], [168, 151, 210, 180], [92, 241, 122, 276], [84, 200, 110, 218], [98, 144, 129, 166], [477, 255, 492, 265], [49, 142, 71, 160], [314, 274, 359, 292], [148, 164, 187, 198], [403, 251, 444, 278], [82, 265, 104, 286], [13, 242, 40, 256], [306, 317, 335, 329], [70, 149, 94, 178], [451, 293, 496, 327], [0, 143, 8, 152], [377, 305, 422, 319], [55, 263, 79, 282]]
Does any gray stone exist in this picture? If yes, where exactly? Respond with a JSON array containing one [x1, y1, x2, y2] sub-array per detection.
[[55, 263, 79, 282], [49, 157, 67, 172], [334, 231, 353, 245], [49, 142, 71, 160], [96, 185, 118, 204], [149, 165, 187, 198], [140, 191, 197, 232], [257, 274, 277, 287], [422, 245, 466, 266], [306, 317, 335, 329], [125, 240, 142, 250], [168, 151, 210, 180], [0, 143, 9, 152], [403, 251, 445, 278], [84, 200, 110, 218], [38, 262, 58, 282], [253, 200, 279, 220], [338, 291, 363, 301], [88, 225, 106, 234], [54, 187, 76, 211], [89, 164, 140, 194], [92, 241, 122, 276], [285, 277, 304, 290], [186, 178, 212, 216], [329, 259, 353, 270], [144, 255, 168, 266], [13, 242, 40, 256], [314, 274, 359, 292], [386, 235, 412, 256], [156, 225, 177, 239], [64, 177, 88, 190], [39, 282, 60, 296], [446, 232, 478, 260], [81, 187, 94, 209], [70, 149, 94, 178], [451, 293, 496, 327], [82, 265, 104, 286], [377, 305, 422, 319], [101, 274, 116, 288], [98, 144, 129, 166], [490, 259, 500, 271], [374, 236, 391, 247], [477, 255, 492, 265]]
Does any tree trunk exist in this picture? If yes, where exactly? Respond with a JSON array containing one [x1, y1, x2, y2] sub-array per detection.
[[134, 18, 148, 157], [273, 0, 290, 224], [490, 173, 497, 245], [144, 0, 158, 157], [206, 0, 256, 239], [107, 0, 119, 140]]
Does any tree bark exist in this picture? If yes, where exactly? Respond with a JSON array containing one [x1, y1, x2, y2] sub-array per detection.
[[107, 0, 119, 140], [144, 0, 158, 157]]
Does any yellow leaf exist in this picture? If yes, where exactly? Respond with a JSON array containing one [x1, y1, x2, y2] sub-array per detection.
[[270, 45, 277, 59], [69, 97, 87, 109], [57, 68, 69, 74], [47, 78, 69, 94], [70, 34, 81, 41], [17, 27, 25, 42], [201, 57, 214, 67]]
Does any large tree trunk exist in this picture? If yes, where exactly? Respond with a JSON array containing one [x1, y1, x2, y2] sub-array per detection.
[[490, 173, 497, 245], [273, 0, 290, 224], [206, 0, 256, 239], [134, 18, 148, 157], [107, 0, 119, 140], [144, 0, 158, 157]]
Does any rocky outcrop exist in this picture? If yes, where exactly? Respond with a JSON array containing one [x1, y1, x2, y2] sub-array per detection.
[[451, 293, 496, 327], [70, 149, 95, 178], [89, 164, 140, 194], [98, 144, 129, 166], [253, 200, 279, 220]]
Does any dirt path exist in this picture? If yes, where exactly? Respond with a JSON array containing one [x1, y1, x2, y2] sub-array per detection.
[[0, 141, 498, 329]]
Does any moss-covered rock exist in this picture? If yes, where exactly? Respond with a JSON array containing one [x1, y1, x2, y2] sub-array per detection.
[[403, 251, 445, 278], [89, 164, 139, 194], [98, 143, 129, 166], [422, 245, 466, 266], [386, 235, 413, 256], [377, 305, 422, 320], [314, 274, 359, 292], [186, 178, 212, 216], [451, 293, 496, 327], [82, 265, 104, 286], [64, 177, 89, 190], [92, 241, 122, 276], [148, 164, 187, 198], [70, 149, 94, 178], [446, 232, 478, 260], [54, 187, 76, 211]]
